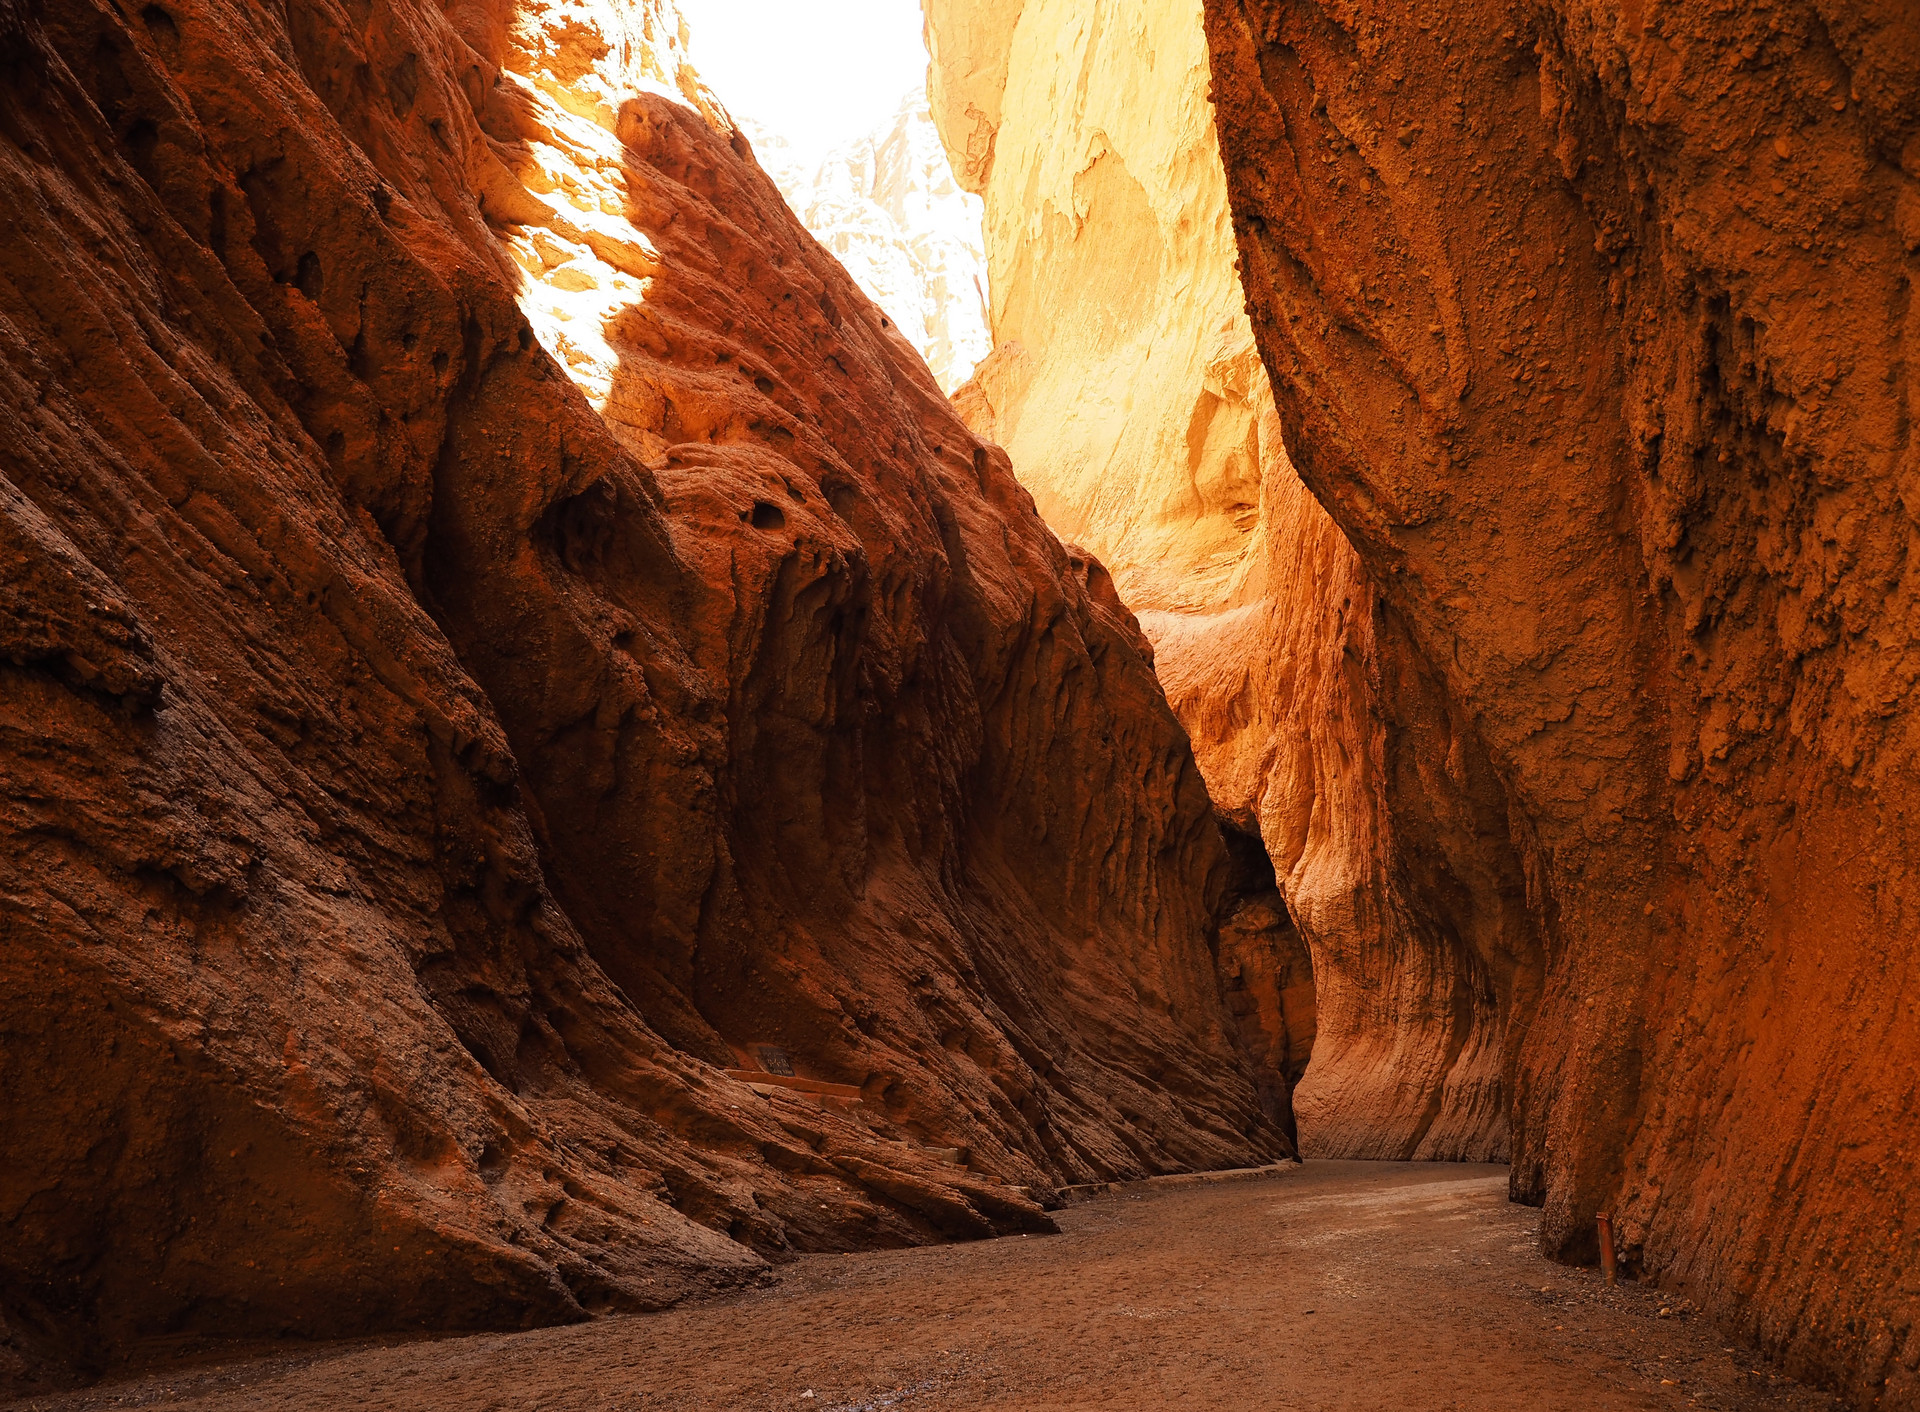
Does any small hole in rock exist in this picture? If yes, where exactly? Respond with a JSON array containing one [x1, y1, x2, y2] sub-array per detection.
[[754, 375, 775, 394], [432, 350, 449, 374], [295, 251, 323, 298], [749, 501, 786, 530]]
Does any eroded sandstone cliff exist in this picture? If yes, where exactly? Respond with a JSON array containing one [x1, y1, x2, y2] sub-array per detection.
[[0, 0, 1288, 1384], [1205, 0, 1920, 1402], [925, 0, 1529, 1161]]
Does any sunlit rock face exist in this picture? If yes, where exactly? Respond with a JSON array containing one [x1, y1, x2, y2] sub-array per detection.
[[745, 96, 991, 394], [0, 0, 1290, 1383], [924, 0, 1528, 1163], [1204, 0, 1920, 1402], [491, 0, 715, 416], [927, 0, 1258, 609]]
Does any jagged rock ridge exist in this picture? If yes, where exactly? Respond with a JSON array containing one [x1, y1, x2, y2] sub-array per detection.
[[0, 0, 1289, 1386]]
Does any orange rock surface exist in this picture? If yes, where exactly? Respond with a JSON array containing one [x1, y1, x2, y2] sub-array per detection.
[[925, 0, 1528, 1162], [0, 0, 1289, 1384], [1206, 0, 1920, 1402]]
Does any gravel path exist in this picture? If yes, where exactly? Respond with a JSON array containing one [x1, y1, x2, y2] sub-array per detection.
[[5, 1161, 1846, 1411]]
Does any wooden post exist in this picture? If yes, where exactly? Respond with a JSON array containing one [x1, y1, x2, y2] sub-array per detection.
[[1597, 1211, 1618, 1287]]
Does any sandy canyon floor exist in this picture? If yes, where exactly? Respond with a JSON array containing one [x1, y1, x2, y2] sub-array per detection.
[[7, 1163, 1844, 1412]]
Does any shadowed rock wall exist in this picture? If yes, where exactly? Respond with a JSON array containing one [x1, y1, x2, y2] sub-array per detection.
[[924, 0, 1535, 1160], [0, 0, 1289, 1385], [1205, 0, 1920, 1402]]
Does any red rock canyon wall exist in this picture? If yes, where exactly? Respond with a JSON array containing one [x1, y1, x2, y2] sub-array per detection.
[[0, 0, 1289, 1384], [1205, 0, 1920, 1403]]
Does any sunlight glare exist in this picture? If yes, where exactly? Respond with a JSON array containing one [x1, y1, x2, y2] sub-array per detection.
[[673, 0, 934, 171]]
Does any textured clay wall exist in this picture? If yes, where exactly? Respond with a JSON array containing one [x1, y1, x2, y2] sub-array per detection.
[[0, 0, 1290, 1384], [924, 0, 1536, 1161], [1205, 0, 1920, 1403]]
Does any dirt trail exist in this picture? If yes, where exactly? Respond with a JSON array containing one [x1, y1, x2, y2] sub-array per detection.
[[6, 1162, 1843, 1411]]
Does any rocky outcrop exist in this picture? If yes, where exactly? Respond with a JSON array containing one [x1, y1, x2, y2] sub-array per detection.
[[0, 0, 1289, 1385], [925, 0, 1527, 1161], [1205, 0, 1920, 1403], [748, 95, 991, 394]]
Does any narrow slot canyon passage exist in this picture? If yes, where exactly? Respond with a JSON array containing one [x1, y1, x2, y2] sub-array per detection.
[[0, 1166, 1847, 1411], [1, 0, 1914, 1404]]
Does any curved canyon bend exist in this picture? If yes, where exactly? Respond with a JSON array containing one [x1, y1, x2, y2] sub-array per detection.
[[0, 0, 1914, 1406]]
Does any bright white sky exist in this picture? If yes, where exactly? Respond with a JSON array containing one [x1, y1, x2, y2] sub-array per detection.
[[674, 0, 932, 171]]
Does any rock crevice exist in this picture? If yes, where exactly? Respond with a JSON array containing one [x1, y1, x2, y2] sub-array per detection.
[[925, 0, 1528, 1164]]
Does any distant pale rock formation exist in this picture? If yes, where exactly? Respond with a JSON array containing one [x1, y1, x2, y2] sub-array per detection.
[[747, 98, 990, 393], [926, 0, 1518, 1171]]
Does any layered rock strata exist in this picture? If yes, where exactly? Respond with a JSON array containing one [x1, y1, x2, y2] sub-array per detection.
[[0, 0, 1288, 1384], [1205, 0, 1920, 1402], [925, 0, 1527, 1159]]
